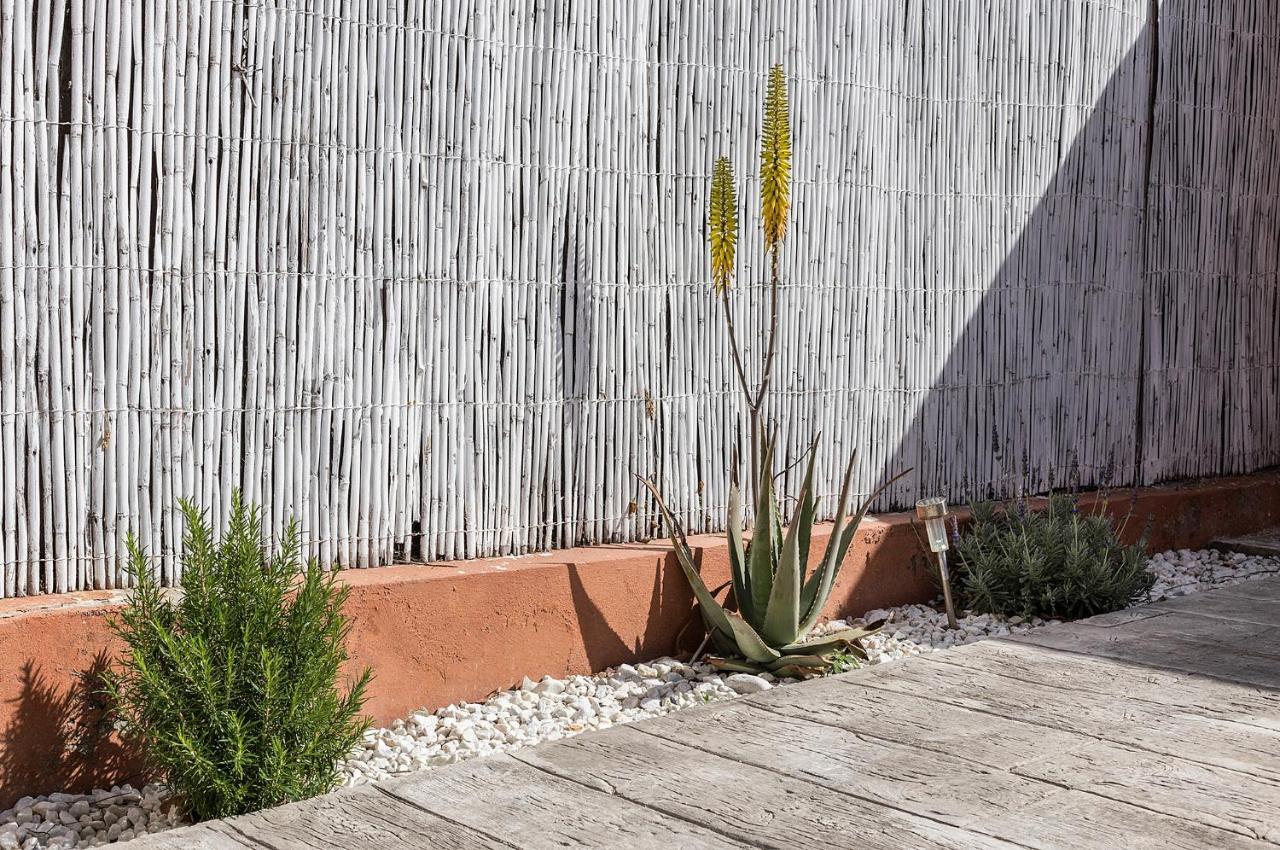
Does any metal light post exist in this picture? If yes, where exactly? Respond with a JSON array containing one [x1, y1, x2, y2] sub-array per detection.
[[916, 497, 959, 629]]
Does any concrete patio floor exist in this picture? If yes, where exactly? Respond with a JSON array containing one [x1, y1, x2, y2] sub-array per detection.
[[133, 578, 1280, 849]]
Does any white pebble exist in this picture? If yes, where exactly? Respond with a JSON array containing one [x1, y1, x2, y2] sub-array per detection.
[[723, 674, 773, 695]]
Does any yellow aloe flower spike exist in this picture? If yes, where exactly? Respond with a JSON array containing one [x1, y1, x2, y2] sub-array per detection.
[[760, 64, 791, 252], [708, 156, 739, 295]]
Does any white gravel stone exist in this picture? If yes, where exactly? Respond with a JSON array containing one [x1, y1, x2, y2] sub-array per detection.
[[0, 787, 166, 850], [1145, 548, 1279, 600], [723, 673, 773, 695], [6, 547, 1275, 848]]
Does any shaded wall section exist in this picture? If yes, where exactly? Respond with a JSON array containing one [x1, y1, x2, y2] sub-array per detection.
[[1141, 2, 1280, 481], [881, 0, 1151, 502], [882, 0, 1280, 503]]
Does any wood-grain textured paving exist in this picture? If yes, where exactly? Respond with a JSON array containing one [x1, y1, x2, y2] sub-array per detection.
[[132, 579, 1280, 849]]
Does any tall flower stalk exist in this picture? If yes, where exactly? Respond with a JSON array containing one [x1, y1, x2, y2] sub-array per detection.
[[713, 64, 793, 497], [708, 157, 739, 297], [637, 65, 909, 676]]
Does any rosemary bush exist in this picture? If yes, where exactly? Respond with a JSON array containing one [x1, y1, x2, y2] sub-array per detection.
[[953, 494, 1154, 621], [105, 494, 371, 822]]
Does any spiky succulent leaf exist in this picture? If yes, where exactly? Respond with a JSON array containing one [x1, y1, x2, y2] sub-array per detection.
[[760, 441, 819, 646], [723, 610, 782, 664], [746, 440, 778, 620], [638, 477, 737, 642], [726, 479, 751, 622], [705, 623, 881, 677], [798, 463, 912, 635], [780, 622, 883, 658], [770, 655, 829, 672], [771, 663, 827, 678], [760, 538, 801, 647], [708, 653, 827, 678], [797, 452, 856, 630], [707, 657, 766, 674], [760, 65, 791, 252], [799, 521, 857, 632], [708, 157, 738, 295], [794, 442, 818, 580]]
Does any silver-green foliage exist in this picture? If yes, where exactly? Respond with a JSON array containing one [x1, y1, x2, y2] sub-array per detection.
[[642, 438, 903, 676], [953, 494, 1154, 620], [104, 494, 372, 822]]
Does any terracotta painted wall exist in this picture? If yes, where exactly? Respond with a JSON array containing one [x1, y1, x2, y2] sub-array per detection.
[[2, 470, 1277, 806]]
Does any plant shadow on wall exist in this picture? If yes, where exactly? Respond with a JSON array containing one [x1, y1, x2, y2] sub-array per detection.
[[565, 561, 696, 671], [0, 655, 140, 808]]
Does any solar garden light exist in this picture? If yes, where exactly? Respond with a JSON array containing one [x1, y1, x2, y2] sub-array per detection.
[[916, 497, 959, 630]]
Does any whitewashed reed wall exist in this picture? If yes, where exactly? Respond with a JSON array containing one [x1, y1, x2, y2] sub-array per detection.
[[0, 0, 1277, 596]]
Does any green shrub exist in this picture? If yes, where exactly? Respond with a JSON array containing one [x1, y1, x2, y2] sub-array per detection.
[[953, 494, 1154, 621], [104, 493, 372, 822]]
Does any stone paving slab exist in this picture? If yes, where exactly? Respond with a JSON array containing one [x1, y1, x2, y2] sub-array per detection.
[[131, 578, 1280, 849]]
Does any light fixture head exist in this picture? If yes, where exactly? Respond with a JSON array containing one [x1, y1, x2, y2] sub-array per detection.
[[915, 497, 950, 553]]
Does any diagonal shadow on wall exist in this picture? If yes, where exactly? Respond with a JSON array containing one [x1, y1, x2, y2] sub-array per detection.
[[869, 1, 1265, 514]]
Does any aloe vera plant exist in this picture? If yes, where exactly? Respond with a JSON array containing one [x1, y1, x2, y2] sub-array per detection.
[[640, 65, 908, 675], [641, 440, 905, 676]]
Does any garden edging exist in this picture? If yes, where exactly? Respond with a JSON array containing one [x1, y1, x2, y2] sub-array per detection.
[[1, 468, 1278, 804]]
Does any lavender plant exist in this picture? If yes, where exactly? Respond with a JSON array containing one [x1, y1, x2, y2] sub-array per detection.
[[954, 493, 1154, 620]]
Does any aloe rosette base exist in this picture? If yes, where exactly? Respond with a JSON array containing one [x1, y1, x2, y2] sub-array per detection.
[[642, 439, 907, 676]]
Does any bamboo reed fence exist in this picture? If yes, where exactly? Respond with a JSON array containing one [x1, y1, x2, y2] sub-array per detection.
[[0, 0, 1276, 596]]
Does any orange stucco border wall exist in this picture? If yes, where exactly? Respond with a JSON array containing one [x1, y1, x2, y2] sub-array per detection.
[[2, 469, 1277, 803]]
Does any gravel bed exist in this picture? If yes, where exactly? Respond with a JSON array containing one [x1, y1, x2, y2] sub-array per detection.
[[3, 547, 1276, 849], [0, 789, 178, 850]]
